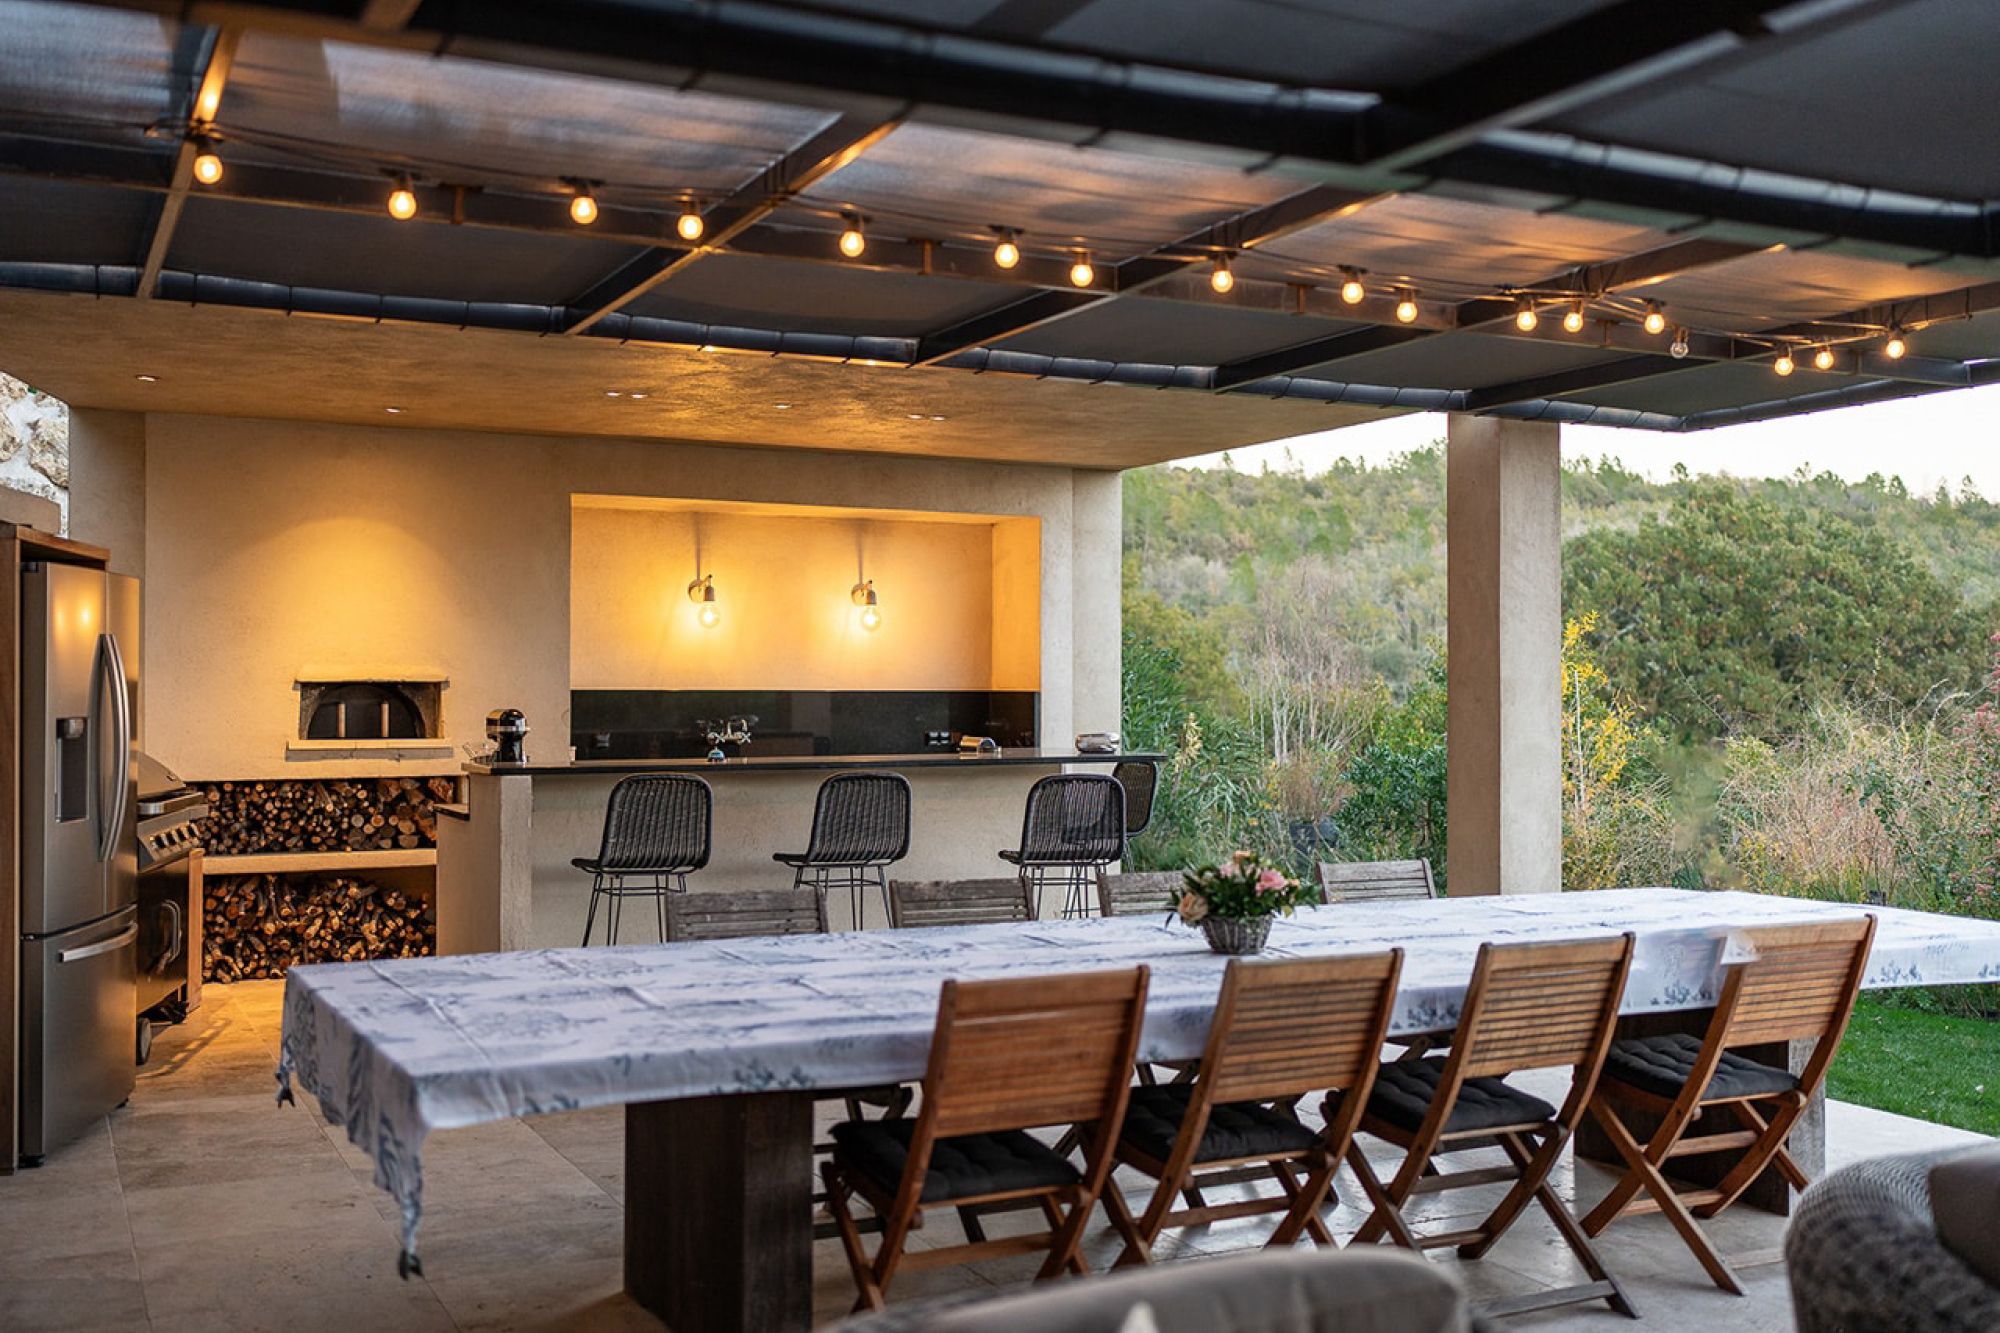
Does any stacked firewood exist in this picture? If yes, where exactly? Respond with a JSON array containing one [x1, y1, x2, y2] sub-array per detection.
[[194, 776, 458, 853], [203, 874, 433, 981]]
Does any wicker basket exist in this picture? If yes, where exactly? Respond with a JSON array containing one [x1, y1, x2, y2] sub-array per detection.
[[1200, 915, 1272, 955]]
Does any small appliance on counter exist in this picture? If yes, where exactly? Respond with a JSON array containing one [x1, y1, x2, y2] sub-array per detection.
[[1075, 731, 1120, 753], [485, 708, 530, 764]]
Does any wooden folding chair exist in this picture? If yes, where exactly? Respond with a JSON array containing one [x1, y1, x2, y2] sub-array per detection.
[[888, 877, 1035, 927], [1102, 949, 1404, 1265], [662, 886, 827, 941], [1315, 858, 1437, 904], [820, 967, 1151, 1312], [1580, 915, 1877, 1294], [1095, 869, 1183, 918], [1340, 933, 1638, 1320]]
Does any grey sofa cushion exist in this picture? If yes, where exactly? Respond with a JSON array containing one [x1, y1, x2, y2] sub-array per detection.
[[824, 1249, 1472, 1333], [1930, 1143, 2000, 1289]]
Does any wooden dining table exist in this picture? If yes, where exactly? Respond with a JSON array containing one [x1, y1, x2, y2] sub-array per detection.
[[276, 887, 2000, 1332]]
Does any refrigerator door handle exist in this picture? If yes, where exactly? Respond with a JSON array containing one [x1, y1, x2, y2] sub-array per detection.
[[96, 632, 133, 864], [57, 922, 139, 964]]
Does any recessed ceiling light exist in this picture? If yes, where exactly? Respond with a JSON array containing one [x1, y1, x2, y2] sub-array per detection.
[[605, 390, 623, 397], [385, 406, 404, 414], [628, 392, 648, 400], [134, 374, 158, 383], [930, 415, 945, 422], [907, 413, 925, 420], [699, 344, 717, 353], [774, 402, 792, 410]]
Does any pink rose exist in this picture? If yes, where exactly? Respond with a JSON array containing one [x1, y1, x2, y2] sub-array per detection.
[[1256, 868, 1287, 893]]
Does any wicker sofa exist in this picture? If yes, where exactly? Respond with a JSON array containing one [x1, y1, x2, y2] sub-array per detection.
[[1785, 1145, 2000, 1332]]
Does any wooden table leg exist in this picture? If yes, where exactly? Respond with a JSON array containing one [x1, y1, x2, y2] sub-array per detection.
[[626, 1090, 814, 1332], [1575, 1013, 1824, 1215]]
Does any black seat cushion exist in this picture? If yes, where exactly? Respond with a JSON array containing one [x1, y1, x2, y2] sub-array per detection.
[[1601, 1032, 1799, 1101], [1118, 1083, 1319, 1163], [832, 1118, 1081, 1202], [1365, 1057, 1555, 1134]]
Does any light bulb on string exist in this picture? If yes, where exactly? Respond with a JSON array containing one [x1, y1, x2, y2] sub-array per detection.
[[191, 135, 223, 185], [1338, 268, 1366, 304], [569, 185, 598, 226], [992, 229, 1020, 270], [676, 203, 705, 242], [838, 213, 866, 258], [1562, 302, 1586, 334], [1514, 298, 1538, 332], [1813, 345, 1836, 372], [1394, 289, 1419, 324], [1884, 331, 1908, 359], [1643, 302, 1667, 336], [1210, 254, 1235, 294], [386, 176, 418, 221], [1069, 252, 1095, 287], [1774, 350, 1796, 376], [1670, 328, 1690, 359]]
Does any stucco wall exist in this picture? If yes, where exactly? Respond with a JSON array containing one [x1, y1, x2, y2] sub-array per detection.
[[89, 413, 1112, 781]]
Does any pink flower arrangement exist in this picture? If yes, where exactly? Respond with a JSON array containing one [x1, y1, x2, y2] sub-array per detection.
[[1173, 850, 1315, 924]]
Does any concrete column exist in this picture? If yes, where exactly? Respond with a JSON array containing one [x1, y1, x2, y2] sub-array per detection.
[[65, 408, 147, 577], [1446, 415, 1562, 896], [1069, 468, 1124, 738]]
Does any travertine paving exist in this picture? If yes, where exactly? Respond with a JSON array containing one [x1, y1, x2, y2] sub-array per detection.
[[0, 980, 1985, 1331]]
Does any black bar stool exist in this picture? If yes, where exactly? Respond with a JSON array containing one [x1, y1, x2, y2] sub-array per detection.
[[999, 773, 1126, 918], [772, 771, 913, 929], [575, 773, 713, 945]]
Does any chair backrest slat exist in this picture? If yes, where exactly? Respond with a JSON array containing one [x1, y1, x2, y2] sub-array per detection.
[[1201, 951, 1403, 1106], [889, 878, 1035, 928], [923, 969, 1149, 1138], [1454, 935, 1634, 1080], [802, 771, 913, 865], [664, 888, 827, 941], [1721, 918, 1875, 1050], [595, 774, 713, 872], [1315, 859, 1436, 904], [1095, 869, 1181, 918]]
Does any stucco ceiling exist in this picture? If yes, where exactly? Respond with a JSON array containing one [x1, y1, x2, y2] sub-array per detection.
[[2, 0, 1999, 465]]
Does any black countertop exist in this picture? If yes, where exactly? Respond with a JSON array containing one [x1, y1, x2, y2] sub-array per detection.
[[461, 749, 1160, 778]]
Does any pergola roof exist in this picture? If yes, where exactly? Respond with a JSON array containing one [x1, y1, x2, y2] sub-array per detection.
[[2, 0, 1998, 467]]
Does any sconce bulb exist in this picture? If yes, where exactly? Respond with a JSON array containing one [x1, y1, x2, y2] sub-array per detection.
[[387, 178, 418, 221], [1643, 303, 1667, 336], [698, 602, 720, 629], [688, 574, 717, 627], [859, 604, 881, 632], [851, 579, 880, 629], [677, 205, 705, 242]]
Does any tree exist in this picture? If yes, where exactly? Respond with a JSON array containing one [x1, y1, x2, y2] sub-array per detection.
[[1563, 480, 1990, 741], [1562, 612, 1677, 889]]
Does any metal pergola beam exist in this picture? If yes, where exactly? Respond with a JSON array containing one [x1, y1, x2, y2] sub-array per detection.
[[137, 24, 240, 298], [562, 113, 900, 334]]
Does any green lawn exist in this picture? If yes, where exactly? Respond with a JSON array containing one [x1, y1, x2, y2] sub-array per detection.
[[1828, 995, 2000, 1136]]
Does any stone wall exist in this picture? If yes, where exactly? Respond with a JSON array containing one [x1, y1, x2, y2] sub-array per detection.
[[0, 371, 69, 524]]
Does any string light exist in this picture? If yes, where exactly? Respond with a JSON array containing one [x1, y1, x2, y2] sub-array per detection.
[[1514, 298, 1539, 332], [1884, 330, 1908, 359], [1338, 268, 1366, 305], [1562, 301, 1586, 334], [1670, 328, 1690, 359], [386, 175, 417, 221], [1394, 288, 1419, 324], [1774, 350, 1796, 376], [569, 184, 598, 226], [190, 134, 223, 185], [1069, 251, 1095, 287], [991, 228, 1020, 270], [676, 203, 704, 242], [838, 212, 866, 258], [1813, 345, 1836, 372], [1210, 254, 1235, 294], [1643, 302, 1667, 336]]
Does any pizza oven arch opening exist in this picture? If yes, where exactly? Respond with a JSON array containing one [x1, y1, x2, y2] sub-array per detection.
[[297, 679, 444, 741]]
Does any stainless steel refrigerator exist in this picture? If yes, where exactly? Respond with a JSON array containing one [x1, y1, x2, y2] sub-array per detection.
[[17, 561, 139, 1163]]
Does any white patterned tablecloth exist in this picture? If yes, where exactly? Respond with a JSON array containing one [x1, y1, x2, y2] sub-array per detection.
[[275, 887, 2000, 1270]]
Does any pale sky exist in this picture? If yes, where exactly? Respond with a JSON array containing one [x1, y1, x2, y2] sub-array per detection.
[[1182, 381, 2000, 498]]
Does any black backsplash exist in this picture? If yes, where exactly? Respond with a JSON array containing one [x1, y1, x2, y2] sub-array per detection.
[[570, 690, 1039, 759]]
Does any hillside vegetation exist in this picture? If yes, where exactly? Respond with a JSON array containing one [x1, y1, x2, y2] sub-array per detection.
[[1122, 449, 2000, 1008]]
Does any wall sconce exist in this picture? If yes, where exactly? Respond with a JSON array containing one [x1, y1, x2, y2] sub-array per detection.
[[851, 580, 881, 631], [688, 574, 719, 628]]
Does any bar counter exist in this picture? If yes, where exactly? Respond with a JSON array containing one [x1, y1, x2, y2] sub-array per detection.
[[438, 750, 1159, 953]]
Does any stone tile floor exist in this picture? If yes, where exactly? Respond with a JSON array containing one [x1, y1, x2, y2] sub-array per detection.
[[1, 980, 1987, 1331]]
